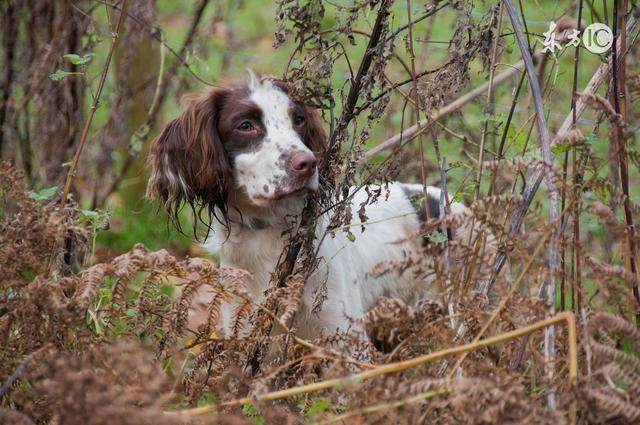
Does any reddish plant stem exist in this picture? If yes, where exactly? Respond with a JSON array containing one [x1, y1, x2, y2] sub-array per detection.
[[60, 0, 128, 208], [405, 0, 430, 220], [612, 0, 639, 323], [572, 0, 584, 314]]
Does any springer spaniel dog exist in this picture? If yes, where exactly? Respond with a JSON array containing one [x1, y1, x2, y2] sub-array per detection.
[[148, 74, 494, 343]]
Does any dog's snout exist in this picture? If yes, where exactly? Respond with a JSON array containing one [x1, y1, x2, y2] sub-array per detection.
[[289, 151, 317, 178]]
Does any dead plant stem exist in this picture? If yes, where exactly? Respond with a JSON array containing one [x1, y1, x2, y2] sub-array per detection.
[[60, 0, 127, 208]]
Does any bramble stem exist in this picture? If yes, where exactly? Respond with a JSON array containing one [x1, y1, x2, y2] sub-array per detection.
[[59, 0, 127, 208]]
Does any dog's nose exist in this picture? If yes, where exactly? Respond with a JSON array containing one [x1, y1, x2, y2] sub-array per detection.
[[289, 151, 317, 178]]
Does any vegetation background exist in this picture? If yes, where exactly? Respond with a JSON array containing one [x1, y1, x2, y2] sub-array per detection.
[[1, 0, 640, 424]]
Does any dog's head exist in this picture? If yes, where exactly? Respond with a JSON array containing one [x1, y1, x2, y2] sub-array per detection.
[[147, 74, 326, 230]]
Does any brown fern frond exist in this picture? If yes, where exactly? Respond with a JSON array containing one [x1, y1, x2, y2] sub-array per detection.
[[279, 274, 305, 325], [586, 388, 640, 423], [589, 312, 640, 342]]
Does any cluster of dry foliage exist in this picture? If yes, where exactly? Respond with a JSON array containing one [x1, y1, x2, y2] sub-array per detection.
[[2, 0, 640, 424]]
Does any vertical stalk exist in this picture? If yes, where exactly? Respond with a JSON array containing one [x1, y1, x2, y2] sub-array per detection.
[[501, 0, 562, 409], [405, 0, 430, 220], [474, 4, 503, 202], [572, 1, 584, 315], [612, 0, 639, 323], [60, 0, 128, 208]]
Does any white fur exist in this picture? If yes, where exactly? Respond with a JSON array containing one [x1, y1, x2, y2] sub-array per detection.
[[199, 183, 468, 340], [233, 80, 318, 206]]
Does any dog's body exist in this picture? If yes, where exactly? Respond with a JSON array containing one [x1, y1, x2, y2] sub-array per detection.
[[205, 183, 468, 339], [148, 75, 490, 341]]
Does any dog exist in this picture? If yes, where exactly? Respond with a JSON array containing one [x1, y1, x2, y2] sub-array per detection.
[[147, 74, 497, 343]]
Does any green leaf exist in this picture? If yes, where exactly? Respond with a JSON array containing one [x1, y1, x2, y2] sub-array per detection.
[[159, 285, 174, 297], [305, 398, 333, 420], [242, 404, 265, 425], [20, 269, 36, 282], [551, 143, 571, 154], [196, 389, 215, 407], [426, 232, 448, 244], [346, 231, 356, 242], [64, 53, 94, 65], [78, 209, 110, 230], [50, 69, 80, 81], [28, 186, 58, 202], [452, 193, 465, 203]]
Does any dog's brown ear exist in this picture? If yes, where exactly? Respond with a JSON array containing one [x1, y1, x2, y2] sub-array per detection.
[[147, 88, 232, 231], [302, 106, 328, 156]]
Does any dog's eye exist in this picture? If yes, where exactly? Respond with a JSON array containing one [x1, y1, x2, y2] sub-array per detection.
[[293, 114, 305, 126], [237, 121, 254, 132]]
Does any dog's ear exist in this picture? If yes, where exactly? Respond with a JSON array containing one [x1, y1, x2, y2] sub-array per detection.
[[302, 106, 328, 156], [147, 88, 232, 230]]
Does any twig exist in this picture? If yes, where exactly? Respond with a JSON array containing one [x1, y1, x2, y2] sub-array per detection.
[[612, 0, 639, 323], [474, 3, 503, 202], [321, 388, 449, 424], [59, 0, 127, 208], [571, 0, 585, 341], [405, 0, 431, 219], [95, 0, 216, 87], [0, 346, 49, 400], [151, 0, 211, 123], [461, 3, 504, 305], [93, 0, 211, 208], [556, 14, 639, 135], [486, 69, 527, 196], [364, 57, 532, 160], [501, 0, 561, 409]]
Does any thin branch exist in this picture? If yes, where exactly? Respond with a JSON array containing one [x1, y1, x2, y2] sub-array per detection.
[[60, 0, 127, 208], [448, 226, 551, 377], [95, 0, 216, 87], [151, 0, 212, 123], [557, 13, 639, 135], [501, 0, 561, 409], [92, 0, 212, 208], [321, 388, 449, 424], [571, 0, 584, 316], [612, 0, 639, 323], [364, 57, 534, 160], [474, 3, 504, 202], [405, 0, 431, 220]]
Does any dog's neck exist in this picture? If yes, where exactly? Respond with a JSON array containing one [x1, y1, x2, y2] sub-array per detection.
[[224, 189, 308, 233]]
